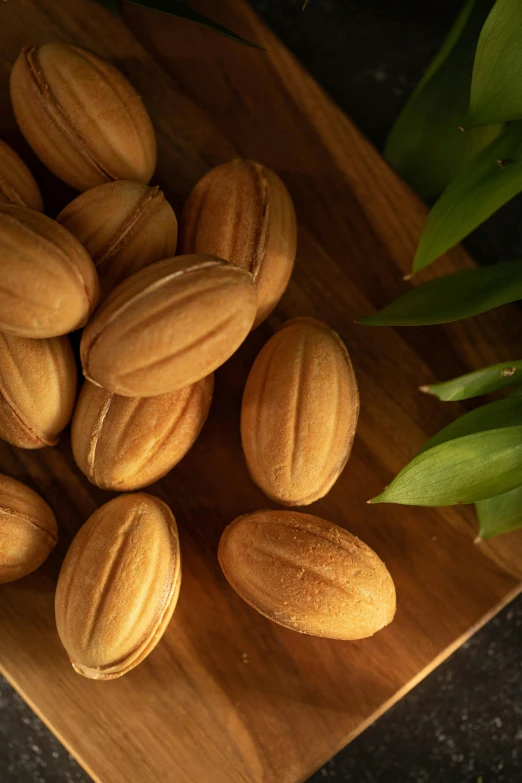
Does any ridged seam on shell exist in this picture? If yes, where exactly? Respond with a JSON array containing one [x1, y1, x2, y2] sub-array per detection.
[[244, 318, 359, 505], [82, 258, 247, 373], [219, 512, 394, 638], [72, 44, 154, 167], [224, 511, 372, 558], [243, 160, 271, 282], [0, 503, 57, 542], [0, 384, 52, 446], [73, 558, 181, 678], [0, 172, 25, 207], [84, 388, 114, 484], [0, 207, 95, 313], [72, 572, 181, 679], [63, 185, 164, 271], [61, 497, 180, 678], [128, 384, 202, 466], [0, 334, 67, 447], [22, 47, 113, 182], [82, 386, 204, 488]]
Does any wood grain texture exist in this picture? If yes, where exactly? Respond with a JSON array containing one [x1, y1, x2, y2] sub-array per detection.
[[0, 1, 521, 782]]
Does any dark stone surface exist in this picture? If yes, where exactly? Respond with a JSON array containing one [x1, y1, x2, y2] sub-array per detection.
[[2, 1, 522, 782], [308, 598, 522, 783]]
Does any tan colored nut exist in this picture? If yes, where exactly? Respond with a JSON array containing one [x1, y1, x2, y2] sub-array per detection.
[[180, 159, 297, 328], [219, 509, 396, 640], [0, 137, 43, 211], [55, 493, 180, 680], [80, 254, 257, 397], [0, 474, 58, 584], [10, 43, 156, 192], [0, 204, 99, 338], [71, 374, 213, 490], [0, 333, 77, 449], [58, 181, 178, 301], [241, 317, 359, 506]]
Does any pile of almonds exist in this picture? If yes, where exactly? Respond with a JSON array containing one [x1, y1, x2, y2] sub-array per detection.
[[0, 42, 396, 681]]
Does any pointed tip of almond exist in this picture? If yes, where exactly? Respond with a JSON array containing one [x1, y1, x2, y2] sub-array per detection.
[[403, 272, 413, 281], [419, 384, 430, 394], [474, 535, 483, 545]]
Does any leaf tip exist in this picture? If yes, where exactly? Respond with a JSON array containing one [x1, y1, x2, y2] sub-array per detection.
[[402, 272, 413, 281], [419, 384, 431, 394], [474, 534, 483, 545]]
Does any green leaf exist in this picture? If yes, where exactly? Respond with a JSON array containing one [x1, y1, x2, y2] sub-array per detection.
[[370, 426, 522, 506], [422, 360, 522, 400], [358, 259, 522, 326], [468, 0, 522, 126], [385, 0, 500, 200], [95, 0, 261, 47], [476, 485, 522, 537], [413, 120, 522, 272], [418, 387, 522, 454]]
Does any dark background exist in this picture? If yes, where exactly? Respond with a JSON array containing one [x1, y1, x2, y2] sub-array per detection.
[[1, 1, 522, 781]]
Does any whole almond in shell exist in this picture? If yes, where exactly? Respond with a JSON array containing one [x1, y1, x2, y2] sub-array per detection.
[[219, 509, 396, 640], [58, 180, 178, 300], [0, 137, 43, 211], [180, 159, 297, 328], [71, 374, 213, 490], [241, 317, 359, 506], [10, 43, 156, 192], [80, 255, 257, 397], [55, 493, 180, 680], [0, 474, 58, 584], [0, 204, 99, 338], [0, 333, 77, 449]]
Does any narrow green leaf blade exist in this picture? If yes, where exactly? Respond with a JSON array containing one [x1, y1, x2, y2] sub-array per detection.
[[359, 259, 522, 326], [468, 0, 522, 126], [418, 388, 522, 454], [476, 485, 522, 538], [423, 361, 522, 400], [413, 121, 522, 272], [371, 426, 522, 506], [112, 0, 261, 48], [385, 0, 500, 200]]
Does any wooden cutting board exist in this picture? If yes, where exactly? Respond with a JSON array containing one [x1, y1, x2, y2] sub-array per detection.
[[1, 2, 522, 782]]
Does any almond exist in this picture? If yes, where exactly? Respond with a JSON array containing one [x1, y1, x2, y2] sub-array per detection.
[[180, 159, 297, 328], [58, 180, 178, 301], [0, 204, 99, 338], [80, 255, 256, 397], [71, 375, 213, 490], [55, 493, 180, 680], [218, 509, 396, 639], [0, 474, 58, 583], [241, 317, 359, 505], [10, 43, 156, 191], [0, 333, 77, 449]]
